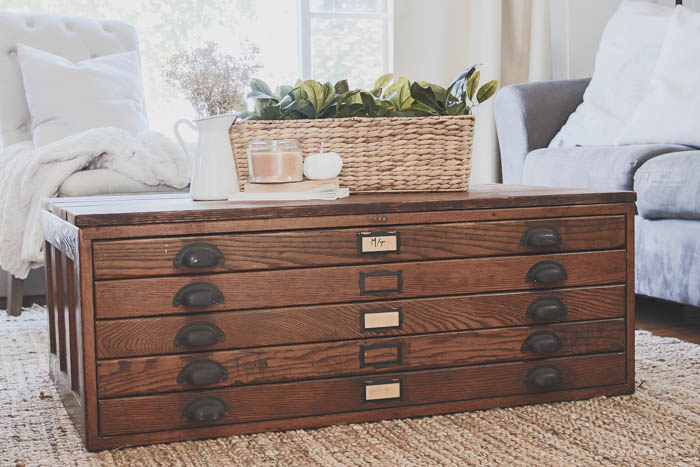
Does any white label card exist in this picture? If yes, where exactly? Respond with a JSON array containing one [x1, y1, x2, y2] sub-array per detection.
[[365, 381, 401, 401]]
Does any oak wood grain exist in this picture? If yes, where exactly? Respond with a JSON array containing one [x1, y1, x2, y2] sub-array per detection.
[[95, 251, 627, 319], [81, 203, 632, 241], [96, 285, 625, 358], [41, 188, 636, 451], [98, 352, 626, 436], [92, 216, 625, 279], [97, 319, 625, 397], [42, 185, 636, 227]]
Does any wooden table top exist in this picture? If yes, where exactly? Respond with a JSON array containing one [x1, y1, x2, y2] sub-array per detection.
[[43, 184, 636, 227]]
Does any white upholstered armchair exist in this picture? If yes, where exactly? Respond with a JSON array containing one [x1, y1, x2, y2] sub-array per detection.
[[0, 12, 175, 316]]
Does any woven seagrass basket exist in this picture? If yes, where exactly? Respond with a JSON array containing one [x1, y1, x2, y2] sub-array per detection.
[[229, 115, 475, 193]]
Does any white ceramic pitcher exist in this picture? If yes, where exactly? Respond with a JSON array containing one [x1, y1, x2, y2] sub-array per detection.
[[174, 114, 240, 200]]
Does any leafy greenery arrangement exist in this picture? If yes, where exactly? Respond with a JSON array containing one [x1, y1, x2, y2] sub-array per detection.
[[241, 65, 498, 120]]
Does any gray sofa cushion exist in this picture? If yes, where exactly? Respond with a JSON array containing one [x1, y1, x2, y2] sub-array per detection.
[[635, 216, 700, 307], [634, 151, 700, 220], [521, 144, 688, 191]]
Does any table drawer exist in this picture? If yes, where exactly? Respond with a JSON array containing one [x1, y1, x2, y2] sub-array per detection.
[[98, 352, 626, 436], [95, 251, 626, 319], [97, 319, 624, 397], [96, 285, 625, 358], [92, 216, 625, 279]]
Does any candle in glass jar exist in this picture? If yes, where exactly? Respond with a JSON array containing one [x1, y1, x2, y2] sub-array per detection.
[[247, 140, 303, 183]]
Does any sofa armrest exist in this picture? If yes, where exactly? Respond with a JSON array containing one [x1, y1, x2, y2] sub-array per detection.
[[494, 78, 590, 183]]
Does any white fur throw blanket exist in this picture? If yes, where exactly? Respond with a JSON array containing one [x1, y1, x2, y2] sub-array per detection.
[[0, 127, 190, 279]]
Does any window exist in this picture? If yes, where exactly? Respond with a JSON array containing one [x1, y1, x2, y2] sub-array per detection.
[[299, 0, 394, 89], [0, 0, 394, 133]]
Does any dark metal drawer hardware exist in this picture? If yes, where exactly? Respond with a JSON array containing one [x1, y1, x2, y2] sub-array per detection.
[[173, 242, 225, 269], [525, 261, 568, 284], [181, 397, 230, 423], [174, 322, 226, 347], [177, 360, 228, 387], [521, 331, 563, 354], [357, 230, 401, 255], [360, 341, 403, 368], [359, 269, 404, 296], [361, 306, 403, 332], [526, 297, 568, 321], [172, 282, 225, 307], [520, 226, 562, 248], [525, 365, 563, 390]]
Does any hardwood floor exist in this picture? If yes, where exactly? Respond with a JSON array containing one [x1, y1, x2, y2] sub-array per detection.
[[636, 296, 700, 345]]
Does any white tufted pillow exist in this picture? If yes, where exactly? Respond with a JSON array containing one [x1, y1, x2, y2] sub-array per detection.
[[548, 0, 674, 147], [16, 43, 148, 146]]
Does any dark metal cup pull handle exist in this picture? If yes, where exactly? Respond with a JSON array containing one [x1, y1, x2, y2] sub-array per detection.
[[173, 242, 225, 269], [521, 331, 563, 354], [174, 322, 225, 347], [177, 360, 228, 386], [525, 261, 568, 284], [520, 226, 562, 248], [525, 366, 563, 390], [181, 397, 230, 422], [526, 297, 568, 321], [172, 282, 225, 307]]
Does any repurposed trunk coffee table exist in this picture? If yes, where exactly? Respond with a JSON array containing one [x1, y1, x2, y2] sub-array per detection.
[[42, 185, 636, 451]]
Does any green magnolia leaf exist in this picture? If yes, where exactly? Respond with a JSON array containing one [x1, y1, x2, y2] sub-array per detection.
[[360, 91, 377, 117], [284, 110, 308, 120], [260, 105, 281, 120], [251, 78, 274, 97], [294, 79, 308, 99], [447, 65, 477, 99], [336, 102, 366, 118], [319, 104, 338, 118], [393, 108, 435, 117], [375, 98, 395, 117], [385, 77, 413, 110], [418, 81, 448, 109], [334, 79, 350, 95], [446, 100, 466, 116], [247, 91, 278, 101], [337, 89, 361, 105], [321, 82, 337, 110], [278, 94, 294, 111], [279, 85, 294, 98], [476, 80, 498, 103], [371, 87, 383, 98], [304, 81, 337, 117], [298, 102, 316, 119], [410, 101, 440, 116], [374, 73, 393, 90], [302, 80, 325, 117], [466, 71, 480, 101], [410, 83, 445, 115]]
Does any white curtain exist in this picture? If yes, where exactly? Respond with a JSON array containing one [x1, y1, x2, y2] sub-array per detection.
[[394, 0, 552, 183]]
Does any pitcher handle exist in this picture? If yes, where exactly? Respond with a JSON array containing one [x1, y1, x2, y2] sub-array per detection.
[[174, 119, 197, 162]]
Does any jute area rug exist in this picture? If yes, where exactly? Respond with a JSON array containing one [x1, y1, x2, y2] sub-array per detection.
[[2, 307, 699, 467]]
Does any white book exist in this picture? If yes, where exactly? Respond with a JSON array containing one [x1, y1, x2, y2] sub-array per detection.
[[228, 184, 350, 202]]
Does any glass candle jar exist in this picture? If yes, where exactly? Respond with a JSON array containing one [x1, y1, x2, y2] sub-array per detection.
[[247, 140, 303, 183]]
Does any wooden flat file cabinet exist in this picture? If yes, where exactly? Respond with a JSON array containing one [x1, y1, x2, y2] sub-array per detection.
[[42, 185, 637, 451]]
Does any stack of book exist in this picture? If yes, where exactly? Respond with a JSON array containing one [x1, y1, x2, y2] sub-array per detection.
[[228, 178, 349, 201]]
